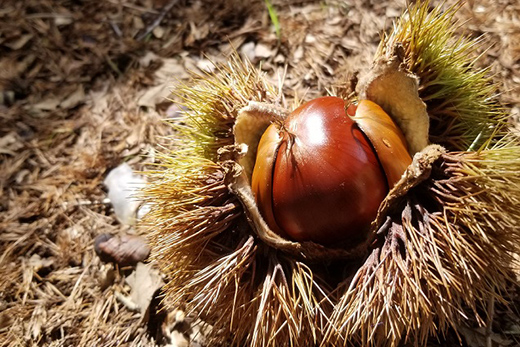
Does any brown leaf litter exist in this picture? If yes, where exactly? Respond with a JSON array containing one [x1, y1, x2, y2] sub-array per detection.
[[1, 0, 519, 346]]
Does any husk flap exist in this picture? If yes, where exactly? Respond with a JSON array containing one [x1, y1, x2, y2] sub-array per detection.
[[234, 101, 289, 181], [370, 144, 446, 233], [357, 48, 430, 155]]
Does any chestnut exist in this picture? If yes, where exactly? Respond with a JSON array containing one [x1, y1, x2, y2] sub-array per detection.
[[251, 96, 412, 246]]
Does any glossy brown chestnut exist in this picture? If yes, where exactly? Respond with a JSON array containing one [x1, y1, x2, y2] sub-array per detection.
[[251, 96, 412, 246]]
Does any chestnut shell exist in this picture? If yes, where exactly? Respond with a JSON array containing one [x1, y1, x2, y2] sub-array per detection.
[[252, 96, 394, 245]]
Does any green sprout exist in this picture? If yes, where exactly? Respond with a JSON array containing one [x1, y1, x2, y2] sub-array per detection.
[[264, 0, 281, 39]]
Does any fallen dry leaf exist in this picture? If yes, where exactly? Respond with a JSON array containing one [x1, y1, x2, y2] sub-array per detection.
[[4, 33, 33, 50], [125, 263, 164, 315], [31, 97, 61, 112], [27, 254, 55, 272], [60, 85, 85, 110], [137, 83, 171, 109], [0, 131, 23, 155], [254, 43, 274, 59], [94, 233, 151, 267], [0, 311, 12, 331]]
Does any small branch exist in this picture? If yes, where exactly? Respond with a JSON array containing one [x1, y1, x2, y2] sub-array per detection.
[[136, 0, 179, 41], [62, 198, 111, 209], [114, 291, 140, 312], [110, 21, 123, 38]]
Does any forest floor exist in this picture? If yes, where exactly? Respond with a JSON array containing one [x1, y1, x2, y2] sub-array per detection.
[[1, 0, 519, 346]]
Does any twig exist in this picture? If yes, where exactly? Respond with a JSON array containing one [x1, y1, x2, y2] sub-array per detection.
[[136, 0, 179, 41], [110, 21, 123, 38], [61, 198, 111, 209], [114, 291, 140, 312]]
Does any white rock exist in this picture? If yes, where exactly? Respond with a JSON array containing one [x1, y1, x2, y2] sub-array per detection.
[[104, 163, 146, 225]]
